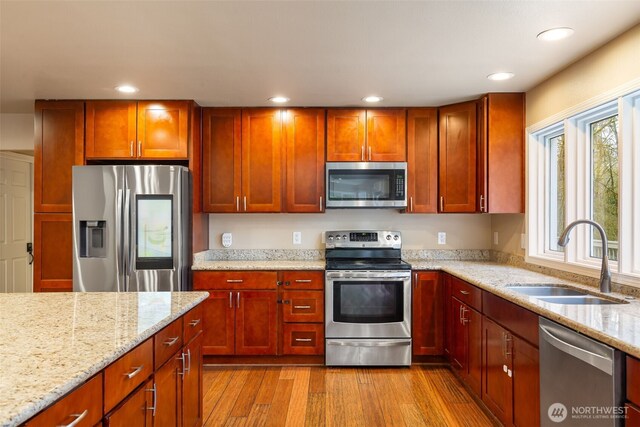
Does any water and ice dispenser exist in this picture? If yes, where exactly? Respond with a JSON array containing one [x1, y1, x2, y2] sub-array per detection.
[[79, 220, 107, 258]]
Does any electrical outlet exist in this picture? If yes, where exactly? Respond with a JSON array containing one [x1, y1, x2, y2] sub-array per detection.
[[493, 231, 499, 245], [437, 232, 446, 245], [222, 232, 232, 248], [293, 231, 302, 245], [521, 233, 526, 250]]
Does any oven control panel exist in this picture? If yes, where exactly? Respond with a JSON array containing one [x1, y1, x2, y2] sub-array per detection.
[[325, 230, 402, 249]]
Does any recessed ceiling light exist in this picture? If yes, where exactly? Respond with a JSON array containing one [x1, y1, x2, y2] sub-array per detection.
[[487, 72, 515, 81], [537, 27, 575, 42], [362, 95, 383, 103], [269, 96, 290, 103], [115, 85, 138, 93]]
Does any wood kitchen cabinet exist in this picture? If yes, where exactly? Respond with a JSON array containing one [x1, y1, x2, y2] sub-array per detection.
[[182, 332, 203, 427], [33, 213, 73, 292], [477, 93, 525, 213], [104, 379, 154, 427], [448, 275, 482, 395], [326, 109, 406, 162], [438, 101, 477, 213], [34, 100, 84, 213], [412, 271, 443, 355], [406, 108, 438, 213], [202, 108, 283, 213], [284, 109, 325, 212], [85, 100, 190, 160], [194, 271, 278, 355]]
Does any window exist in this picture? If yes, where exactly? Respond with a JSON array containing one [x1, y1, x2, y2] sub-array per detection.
[[528, 90, 640, 287]]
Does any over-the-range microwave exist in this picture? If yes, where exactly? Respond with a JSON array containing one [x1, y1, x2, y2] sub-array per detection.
[[325, 162, 407, 208]]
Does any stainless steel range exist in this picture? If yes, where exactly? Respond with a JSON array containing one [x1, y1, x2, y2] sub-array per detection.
[[324, 230, 412, 366]]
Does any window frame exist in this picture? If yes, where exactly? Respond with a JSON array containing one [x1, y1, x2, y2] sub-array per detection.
[[526, 89, 640, 287]]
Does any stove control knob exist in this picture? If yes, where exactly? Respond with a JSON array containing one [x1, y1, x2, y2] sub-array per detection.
[[394, 235, 399, 241], [386, 235, 391, 240], [328, 235, 334, 241], [336, 235, 341, 241], [342, 234, 347, 240]]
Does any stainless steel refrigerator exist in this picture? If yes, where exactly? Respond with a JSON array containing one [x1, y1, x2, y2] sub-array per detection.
[[72, 165, 191, 292]]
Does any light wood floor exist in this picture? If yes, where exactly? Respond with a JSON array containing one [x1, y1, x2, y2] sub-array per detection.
[[202, 366, 496, 426]]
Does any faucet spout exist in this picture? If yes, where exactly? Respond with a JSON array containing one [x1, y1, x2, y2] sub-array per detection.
[[557, 219, 611, 293]]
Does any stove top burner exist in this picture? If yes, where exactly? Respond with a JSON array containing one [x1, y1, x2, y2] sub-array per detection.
[[325, 258, 412, 271]]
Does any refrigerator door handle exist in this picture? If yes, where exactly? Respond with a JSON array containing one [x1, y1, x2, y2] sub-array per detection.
[[123, 188, 131, 290], [116, 189, 124, 291]]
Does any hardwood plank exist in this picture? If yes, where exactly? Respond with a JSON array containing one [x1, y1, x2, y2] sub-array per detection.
[[308, 367, 326, 393], [357, 383, 386, 427], [246, 404, 270, 426], [265, 379, 294, 427], [223, 417, 247, 427], [203, 368, 235, 425], [326, 369, 366, 427], [255, 367, 282, 404], [230, 368, 266, 417], [205, 369, 251, 427], [400, 403, 427, 426], [304, 393, 326, 427], [370, 369, 407, 427], [406, 367, 451, 427], [284, 368, 311, 426]]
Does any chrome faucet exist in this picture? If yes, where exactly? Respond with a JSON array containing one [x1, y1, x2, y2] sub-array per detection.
[[557, 219, 611, 293]]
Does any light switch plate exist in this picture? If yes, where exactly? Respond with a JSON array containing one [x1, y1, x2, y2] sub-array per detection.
[[521, 233, 526, 250], [493, 231, 499, 245], [222, 232, 232, 248], [293, 231, 302, 245], [437, 232, 446, 245]]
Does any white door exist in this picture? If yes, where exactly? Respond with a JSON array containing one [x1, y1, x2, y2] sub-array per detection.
[[0, 152, 33, 292]]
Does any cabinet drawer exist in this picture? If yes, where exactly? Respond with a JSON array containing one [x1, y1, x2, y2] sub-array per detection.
[[283, 324, 324, 355], [628, 356, 640, 405], [626, 402, 640, 426], [154, 318, 183, 369], [104, 338, 153, 413], [281, 271, 324, 290], [483, 292, 539, 346], [282, 291, 324, 323], [194, 271, 278, 290], [26, 373, 103, 426], [183, 304, 204, 344], [105, 379, 154, 427], [449, 275, 482, 311]]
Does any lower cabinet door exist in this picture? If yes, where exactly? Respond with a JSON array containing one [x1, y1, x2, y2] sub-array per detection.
[[183, 333, 203, 427], [512, 336, 539, 427], [450, 297, 467, 372], [202, 291, 235, 355], [105, 379, 154, 427], [482, 317, 512, 426], [466, 306, 482, 396], [283, 323, 324, 355], [154, 355, 181, 427], [412, 272, 443, 355], [235, 291, 278, 355]]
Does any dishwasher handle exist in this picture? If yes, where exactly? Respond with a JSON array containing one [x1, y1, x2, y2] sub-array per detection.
[[539, 323, 613, 375]]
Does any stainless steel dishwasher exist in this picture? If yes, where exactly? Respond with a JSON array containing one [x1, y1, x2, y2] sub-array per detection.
[[539, 318, 623, 426]]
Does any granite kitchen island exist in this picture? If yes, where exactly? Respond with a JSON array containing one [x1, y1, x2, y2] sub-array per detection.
[[0, 291, 208, 426]]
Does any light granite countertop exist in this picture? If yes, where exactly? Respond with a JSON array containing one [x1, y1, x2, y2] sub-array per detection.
[[192, 260, 325, 270], [408, 260, 640, 359], [0, 291, 209, 427]]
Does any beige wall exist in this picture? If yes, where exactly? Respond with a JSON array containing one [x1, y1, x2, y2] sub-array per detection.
[[526, 23, 640, 127], [491, 214, 525, 256], [209, 211, 492, 250], [0, 113, 33, 151]]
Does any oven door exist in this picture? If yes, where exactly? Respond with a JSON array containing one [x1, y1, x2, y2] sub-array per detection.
[[325, 270, 411, 338]]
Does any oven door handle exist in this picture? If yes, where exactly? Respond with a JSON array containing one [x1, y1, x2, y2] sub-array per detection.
[[326, 340, 411, 348], [326, 272, 411, 280]]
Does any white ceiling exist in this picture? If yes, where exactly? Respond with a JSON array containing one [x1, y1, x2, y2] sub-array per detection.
[[1, 1, 640, 113]]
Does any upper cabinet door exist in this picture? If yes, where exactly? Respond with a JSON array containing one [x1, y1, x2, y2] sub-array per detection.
[[202, 108, 242, 213], [284, 109, 325, 213], [406, 108, 438, 213], [438, 101, 477, 213], [478, 93, 525, 213], [137, 101, 190, 159], [34, 100, 85, 213], [85, 101, 137, 159], [326, 109, 366, 161], [366, 109, 406, 161], [241, 109, 283, 212]]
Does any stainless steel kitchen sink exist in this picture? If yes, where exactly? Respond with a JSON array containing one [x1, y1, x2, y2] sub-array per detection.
[[505, 285, 627, 305]]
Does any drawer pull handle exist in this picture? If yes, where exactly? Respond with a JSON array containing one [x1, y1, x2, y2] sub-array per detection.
[[295, 279, 312, 283], [189, 319, 201, 327], [294, 305, 312, 309], [124, 365, 144, 379], [227, 279, 243, 283], [459, 290, 470, 295], [295, 338, 313, 342], [57, 409, 88, 427], [146, 384, 157, 416], [164, 336, 179, 347]]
